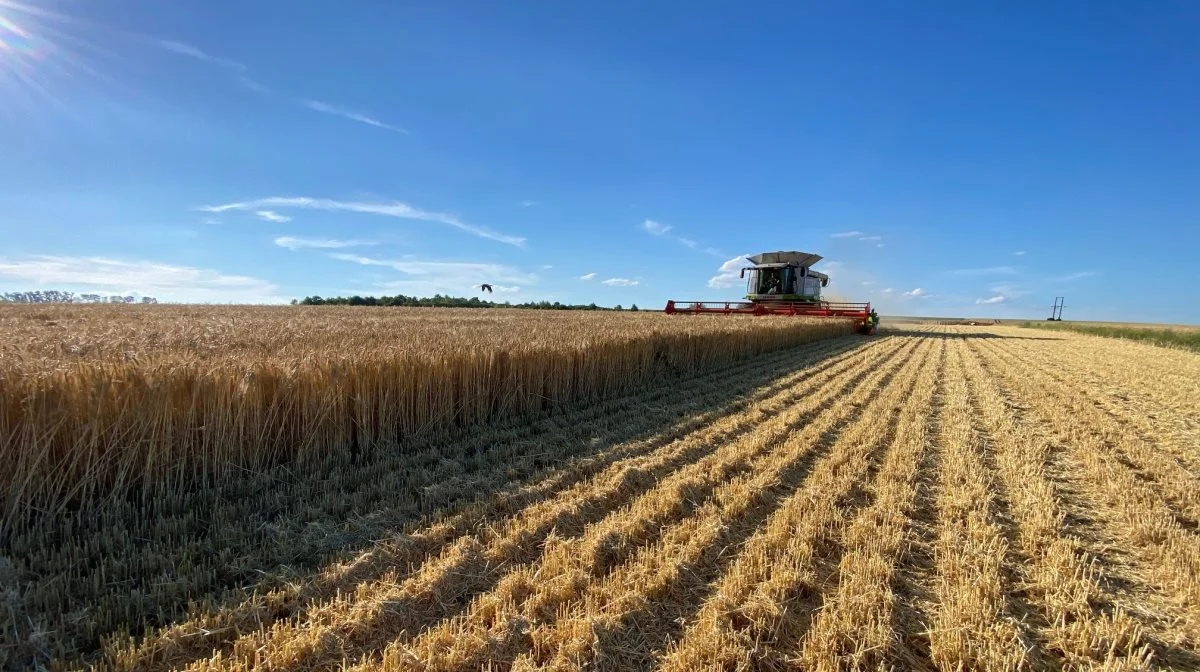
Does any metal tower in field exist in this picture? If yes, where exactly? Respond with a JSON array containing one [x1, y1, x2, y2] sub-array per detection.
[[1048, 296, 1065, 321]]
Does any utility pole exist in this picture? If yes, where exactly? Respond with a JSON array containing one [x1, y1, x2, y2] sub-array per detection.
[[1049, 296, 1065, 321]]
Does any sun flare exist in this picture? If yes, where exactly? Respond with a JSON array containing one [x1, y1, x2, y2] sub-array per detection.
[[0, 1, 84, 120]]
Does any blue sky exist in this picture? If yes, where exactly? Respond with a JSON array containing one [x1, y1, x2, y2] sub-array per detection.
[[1, 1, 1197, 322]]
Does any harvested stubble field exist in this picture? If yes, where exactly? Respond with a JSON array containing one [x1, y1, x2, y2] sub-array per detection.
[[3, 309, 1200, 671]]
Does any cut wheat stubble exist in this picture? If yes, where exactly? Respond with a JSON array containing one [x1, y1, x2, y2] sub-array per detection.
[[968, 337, 1200, 647], [364, 337, 929, 671], [176, 336, 919, 672], [99, 336, 872, 672], [957, 336, 1156, 669], [646, 336, 940, 672], [795, 333, 946, 671]]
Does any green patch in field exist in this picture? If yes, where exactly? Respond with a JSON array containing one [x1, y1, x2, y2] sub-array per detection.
[[1016, 321, 1200, 352]]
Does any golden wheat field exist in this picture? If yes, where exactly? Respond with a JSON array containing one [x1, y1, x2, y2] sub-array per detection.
[[3, 307, 1200, 671]]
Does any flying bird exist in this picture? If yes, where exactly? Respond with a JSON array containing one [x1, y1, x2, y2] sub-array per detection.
[[480, 284, 493, 293]]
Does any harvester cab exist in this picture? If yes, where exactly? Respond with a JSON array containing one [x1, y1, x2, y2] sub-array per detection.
[[664, 250, 878, 335], [742, 251, 829, 302]]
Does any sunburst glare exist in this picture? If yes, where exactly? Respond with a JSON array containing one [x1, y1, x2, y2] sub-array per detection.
[[0, 0, 99, 123]]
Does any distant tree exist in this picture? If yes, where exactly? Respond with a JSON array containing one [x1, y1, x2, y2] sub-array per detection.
[[0, 290, 159, 304], [630, 304, 639, 311], [296, 292, 628, 311]]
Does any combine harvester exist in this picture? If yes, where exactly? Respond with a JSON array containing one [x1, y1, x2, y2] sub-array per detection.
[[665, 251, 879, 335]]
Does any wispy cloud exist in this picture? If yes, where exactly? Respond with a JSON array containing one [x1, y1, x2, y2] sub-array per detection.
[[274, 236, 376, 251], [1051, 271, 1096, 282], [236, 76, 274, 95], [201, 196, 526, 247], [643, 218, 723, 257], [708, 254, 750, 289], [832, 231, 884, 244], [301, 100, 408, 134], [881, 287, 895, 294], [989, 283, 1032, 299], [0, 255, 284, 303], [579, 272, 597, 281], [330, 253, 537, 295], [519, 200, 538, 208], [156, 39, 246, 70], [1014, 250, 1027, 256], [949, 266, 1018, 276], [903, 287, 928, 298], [155, 38, 406, 135], [643, 219, 672, 236], [976, 295, 1008, 305], [255, 210, 291, 223], [601, 277, 639, 287]]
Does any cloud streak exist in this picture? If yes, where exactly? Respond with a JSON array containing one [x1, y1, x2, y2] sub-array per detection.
[[1051, 271, 1096, 282], [643, 219, 672, 236], [301, 100, 408, 134], [330, 253, 537, 286], [601, 278, 639, 287], [255, 210, 291, 223], [156, 39, 246, 71], [989, 283, 1031, 299], [274, 236, 376, 251], [201, 196, 526, 247], [832, 231, 884, 244], [329, 253, 537, 298], [579, 272, 597, 281], [976, 295, 1008, 305], [155, 39, 406, 135], [643, 218, 723, 257], [949, 266, 1018, 276]]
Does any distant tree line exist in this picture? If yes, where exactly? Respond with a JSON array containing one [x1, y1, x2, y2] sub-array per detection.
[[0, 289, 640, 311], [0, 290, 158, 304], [296, 294, 640, 311]]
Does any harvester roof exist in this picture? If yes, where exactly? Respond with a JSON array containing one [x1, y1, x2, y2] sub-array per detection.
[[747, 251, 823, 267]]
